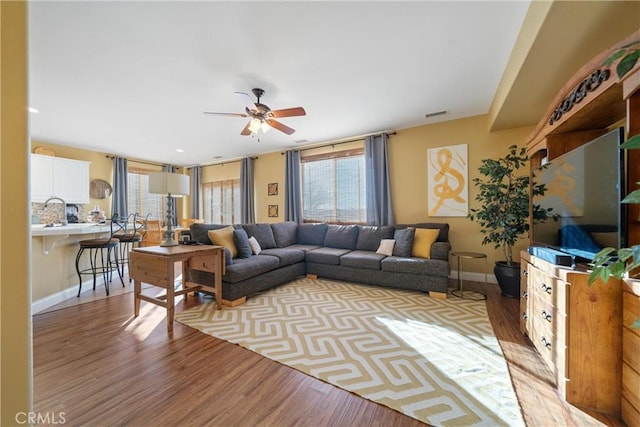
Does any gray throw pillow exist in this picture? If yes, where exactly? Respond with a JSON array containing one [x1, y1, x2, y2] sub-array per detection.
[[223, 247, 233, 266], [393, 227, 415, 257], [233, 228, 253, 258], [242, 223, 277, 249]]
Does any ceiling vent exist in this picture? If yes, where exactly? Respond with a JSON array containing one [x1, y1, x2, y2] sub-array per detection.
[[425, 110, 448, 119]]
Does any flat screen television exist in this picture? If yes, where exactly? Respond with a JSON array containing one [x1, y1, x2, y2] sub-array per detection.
[[531, 127, 626, 262]]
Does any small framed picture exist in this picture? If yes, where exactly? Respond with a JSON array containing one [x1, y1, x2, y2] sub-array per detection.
[[268, 182, 278, 196], [181, 233, 191, 243], [268, 205, 279, 218]]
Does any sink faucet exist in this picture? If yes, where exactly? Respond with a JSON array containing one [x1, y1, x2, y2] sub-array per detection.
[[44, 196, 68, 225]]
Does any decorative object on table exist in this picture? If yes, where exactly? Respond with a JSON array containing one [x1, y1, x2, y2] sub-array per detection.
[[468, 145, 556, 298], [268, 182, 278, 196], [90, 179, 113, 199], [148, 172, 190, 247], [427, 144, 468, 217], [268, 205, 278, 218], [86, 205, 106, 223], [33, 146, 56, 156]]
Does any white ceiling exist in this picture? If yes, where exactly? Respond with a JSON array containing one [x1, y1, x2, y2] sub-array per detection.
[[28, 1, 530, 167]]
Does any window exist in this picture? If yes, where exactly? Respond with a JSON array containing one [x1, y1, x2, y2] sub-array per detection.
[[203, 179, 241, 224], [127, 169, 163, 220], [301, 147, 366, 223]]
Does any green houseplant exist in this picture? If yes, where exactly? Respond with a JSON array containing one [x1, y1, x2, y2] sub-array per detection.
[[469, 145, 554, 298]]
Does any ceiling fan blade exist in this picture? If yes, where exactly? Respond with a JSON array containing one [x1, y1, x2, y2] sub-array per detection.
[[240, 121, 252, 136], [203, 111, 248, 118], [266, 119, 295, 135], [235, 91, 258, 113], [270, 107, 306, 118]]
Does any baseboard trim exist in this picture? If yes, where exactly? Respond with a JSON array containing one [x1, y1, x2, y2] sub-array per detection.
[[449, 270, 497, 285], [32, 282, 85, 314]]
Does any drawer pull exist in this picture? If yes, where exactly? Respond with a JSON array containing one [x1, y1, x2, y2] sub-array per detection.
[[522, 291, 528, 299], [522, 313, 528, 320], [541, 336, 552, 350], [522, 270, 528, 277], [541, 283, 552, 294], [541, 310, 552, 322]]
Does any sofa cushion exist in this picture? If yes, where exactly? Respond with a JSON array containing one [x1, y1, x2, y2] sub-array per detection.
[[324, 225, 359, 250], [260, 248, 305, 267], [381, 256, 449, 277], [208, 226, 237, 258], [412, 228, 440, 259], [242, 223, 277, 249], [233, 228, 252, 259], [223, 255, 280, 283], [286, 243, 322, 253], [305, 247, 352, 265], [393, 227, 415, 257], [271, 221, 298, 247], [190, 223, 229, 245], [356, 225, 394, 251], [376, 239, 395, 256], [340, 250, 386, 270], [298, 223, 328, 246]]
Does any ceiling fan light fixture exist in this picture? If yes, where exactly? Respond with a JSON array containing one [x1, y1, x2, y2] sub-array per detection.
[[260, 121, 271, 133], [248, 118, 262, 133]]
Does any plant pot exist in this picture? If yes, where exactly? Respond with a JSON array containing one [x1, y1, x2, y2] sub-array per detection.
[[494, 261, 521, 298]]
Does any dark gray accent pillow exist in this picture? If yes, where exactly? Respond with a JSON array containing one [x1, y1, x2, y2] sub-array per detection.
[[393, 227, 415, 257], [397, 223, 449, 242], [356, 225, 395, 251], [242, 223, 277, 249], [324, 225, 359, 250], [271, 222, 298, 247], [190, 223, 229, 245], [298, 223, 328, 246], [223, 247, 233, 266], [233, 228, 253, 258]]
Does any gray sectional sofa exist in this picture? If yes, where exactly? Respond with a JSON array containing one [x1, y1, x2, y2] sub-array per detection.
[[187, 221, 451, 305]]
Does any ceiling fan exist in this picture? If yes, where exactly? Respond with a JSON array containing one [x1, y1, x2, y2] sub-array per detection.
[[204, 88, 306, 136]]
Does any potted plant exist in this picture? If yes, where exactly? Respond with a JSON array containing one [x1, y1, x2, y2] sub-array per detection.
[[469, 145, 554, 298]]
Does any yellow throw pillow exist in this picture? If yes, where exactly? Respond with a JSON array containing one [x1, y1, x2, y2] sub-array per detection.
[[411, 228, 440, 259], [208, 226, 237, 258]]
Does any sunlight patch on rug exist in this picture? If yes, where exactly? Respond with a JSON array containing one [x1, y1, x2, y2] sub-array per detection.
[[175, 277, 524, 426]]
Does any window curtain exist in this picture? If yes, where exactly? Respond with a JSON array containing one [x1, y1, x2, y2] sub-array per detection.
[[163, 164, 178, 226], [190, 166, 202, 219], [240, 157, 255, 223], [285, 150, 303, 223], [365, 133, 394, 225], [111, 156, 128, 220]]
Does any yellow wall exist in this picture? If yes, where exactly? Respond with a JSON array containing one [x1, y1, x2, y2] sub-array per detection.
[[1, 0, 33, 422], [254, 152, 285, 223]]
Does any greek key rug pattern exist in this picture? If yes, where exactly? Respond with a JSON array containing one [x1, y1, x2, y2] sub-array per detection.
[[175, 278, 524, 427]]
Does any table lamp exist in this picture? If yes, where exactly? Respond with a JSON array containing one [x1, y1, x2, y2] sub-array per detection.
[[148, 172, 190, 246]]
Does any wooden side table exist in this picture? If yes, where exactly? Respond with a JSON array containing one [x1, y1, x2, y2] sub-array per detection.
[[130, 244, 225, 332], [451, 251, 487, 300]]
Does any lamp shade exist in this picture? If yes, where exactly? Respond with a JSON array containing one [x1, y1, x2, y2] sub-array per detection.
[[148, 172, 190, 196]]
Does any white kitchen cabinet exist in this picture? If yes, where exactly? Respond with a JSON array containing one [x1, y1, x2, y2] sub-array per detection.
[[30, 154, 90, 204]]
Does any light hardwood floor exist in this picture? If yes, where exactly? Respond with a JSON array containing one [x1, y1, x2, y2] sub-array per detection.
[[33, 274, 623, 426]]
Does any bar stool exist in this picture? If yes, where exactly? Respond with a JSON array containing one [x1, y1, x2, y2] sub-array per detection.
[[114, 213, 148, 279], [75, 216, 125, 297]]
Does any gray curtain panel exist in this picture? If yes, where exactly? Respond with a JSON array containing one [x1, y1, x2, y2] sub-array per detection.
[[190, 166, 202, 219], [285, 150, 303, 223], [111, 156, 128, 220], [163, 164, 178, 226], [240, 157, 255, 223], [365, 133, 394, 226]]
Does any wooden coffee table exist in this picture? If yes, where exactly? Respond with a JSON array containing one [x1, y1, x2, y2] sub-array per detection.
[[130, 244, 225, 332]]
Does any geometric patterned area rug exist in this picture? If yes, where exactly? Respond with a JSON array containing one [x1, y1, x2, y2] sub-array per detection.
[[175, 277, 525, 427]]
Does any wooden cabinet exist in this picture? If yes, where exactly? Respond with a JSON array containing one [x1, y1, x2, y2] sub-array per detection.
[[622, 279, 640, 426], [524, 252, 623, 416], [31, 154, 90, 204]]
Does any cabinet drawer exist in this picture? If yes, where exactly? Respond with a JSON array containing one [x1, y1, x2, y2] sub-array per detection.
[[623, 363, 640, 415], [531, 315, 566, 381], [622, 396, 640, 427], [531, 267, 567, 309], [532, 294, 566, 341]]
